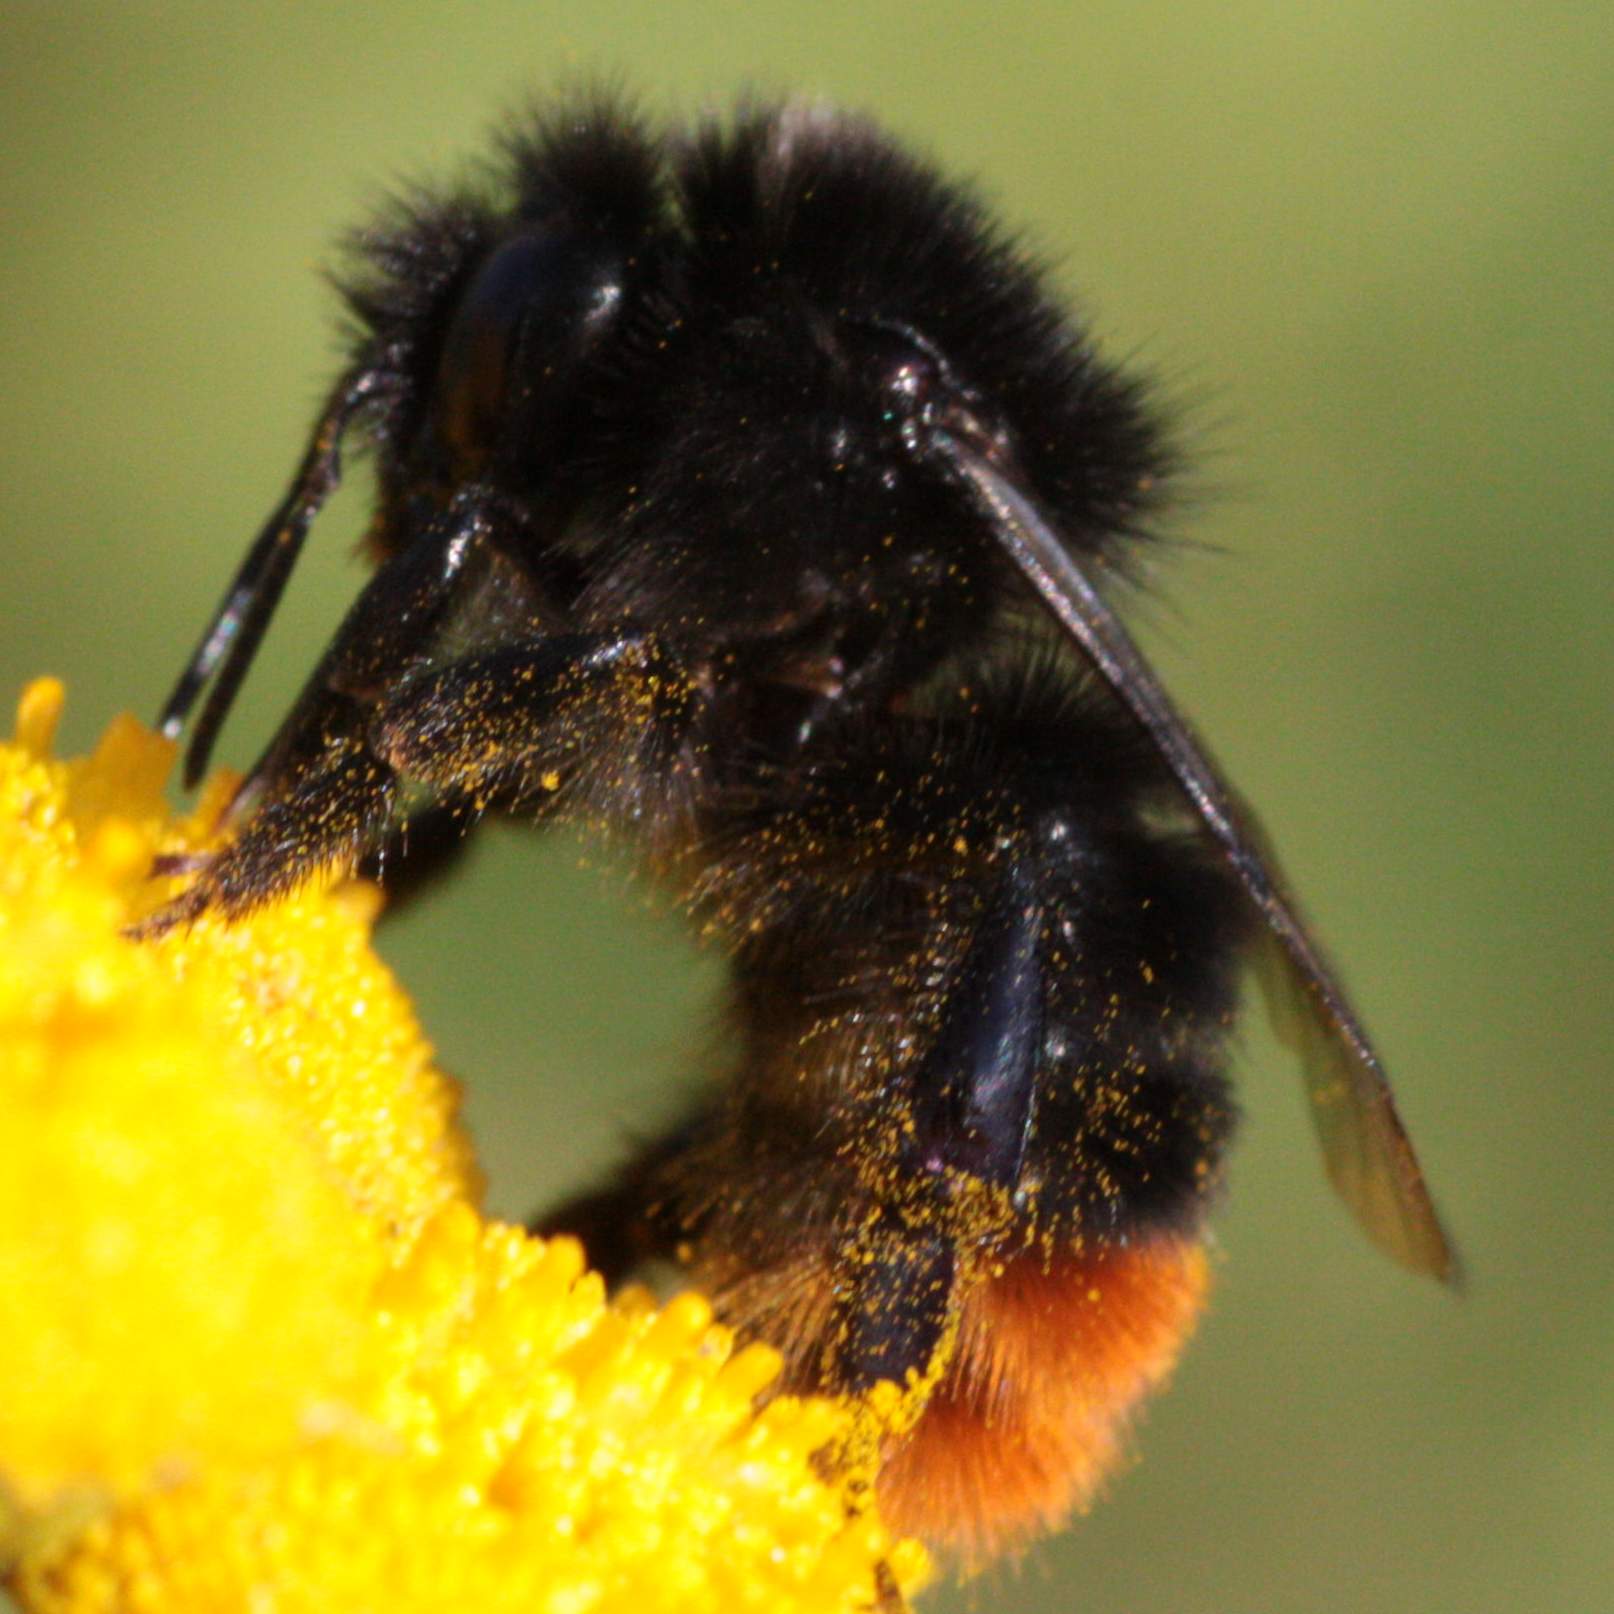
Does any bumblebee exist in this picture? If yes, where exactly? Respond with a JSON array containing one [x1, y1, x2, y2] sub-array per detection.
[[150, 94, 1456, 1565]]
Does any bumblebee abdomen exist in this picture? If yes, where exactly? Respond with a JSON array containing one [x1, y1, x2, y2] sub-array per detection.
[[875, 1233, 1212, 1564]]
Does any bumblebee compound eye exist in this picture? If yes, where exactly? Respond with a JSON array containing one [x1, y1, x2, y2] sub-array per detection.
[[434, 224, 626, 469]]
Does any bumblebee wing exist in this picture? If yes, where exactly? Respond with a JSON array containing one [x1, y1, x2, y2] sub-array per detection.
[[158, 366, 379, 786], [935, 432, 1458, 1283], [1247, 865, 1460, 1283]]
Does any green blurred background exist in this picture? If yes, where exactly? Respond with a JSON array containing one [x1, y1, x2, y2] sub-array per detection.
[[2, 4, 1609, 1611]]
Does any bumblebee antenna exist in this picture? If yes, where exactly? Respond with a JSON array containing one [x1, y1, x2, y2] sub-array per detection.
[[158, 365, 381, 787]]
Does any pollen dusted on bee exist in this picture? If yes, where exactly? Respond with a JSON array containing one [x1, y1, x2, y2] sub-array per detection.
[[149, 87, 1454, 1579]]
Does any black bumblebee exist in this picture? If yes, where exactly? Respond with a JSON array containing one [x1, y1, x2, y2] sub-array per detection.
[[150, 94, 1455, 1563]]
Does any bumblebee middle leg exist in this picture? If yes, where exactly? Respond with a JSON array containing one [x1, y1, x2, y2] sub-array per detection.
[[534, 1110, 715, 1286]]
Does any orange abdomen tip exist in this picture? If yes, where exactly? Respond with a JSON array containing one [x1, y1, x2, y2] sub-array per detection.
[[876, 1234, 1211, 1566]]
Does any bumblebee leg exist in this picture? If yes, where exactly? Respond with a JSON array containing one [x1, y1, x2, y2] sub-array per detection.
[[356, 797, 482, 914], [143, 623, 695, 931], [231, 491, 515, 816], [813, 865, 1046, 1398], [141, 499, 502, 930], [828, 1215, 957, 1396], [142, 727, 401, 931], [366, 631, 697, 809], [534, 1110, 712, 1285]]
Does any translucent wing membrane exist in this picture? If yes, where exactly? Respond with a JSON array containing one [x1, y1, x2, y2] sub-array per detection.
[[1251, 919, 1462, 1284], [936, 431, 1457, 1283]]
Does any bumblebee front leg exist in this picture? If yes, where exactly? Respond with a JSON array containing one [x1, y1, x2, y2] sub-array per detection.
[[145, 610, 697, 930], [229, 492, 515, 818], [368, 632, 698, 813]]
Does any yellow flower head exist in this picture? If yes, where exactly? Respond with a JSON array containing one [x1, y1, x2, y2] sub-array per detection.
[[0, 680, 927, 1613]]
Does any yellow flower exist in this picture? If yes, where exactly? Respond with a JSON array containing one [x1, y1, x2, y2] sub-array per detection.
[[0, 679, 928, 1613]]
